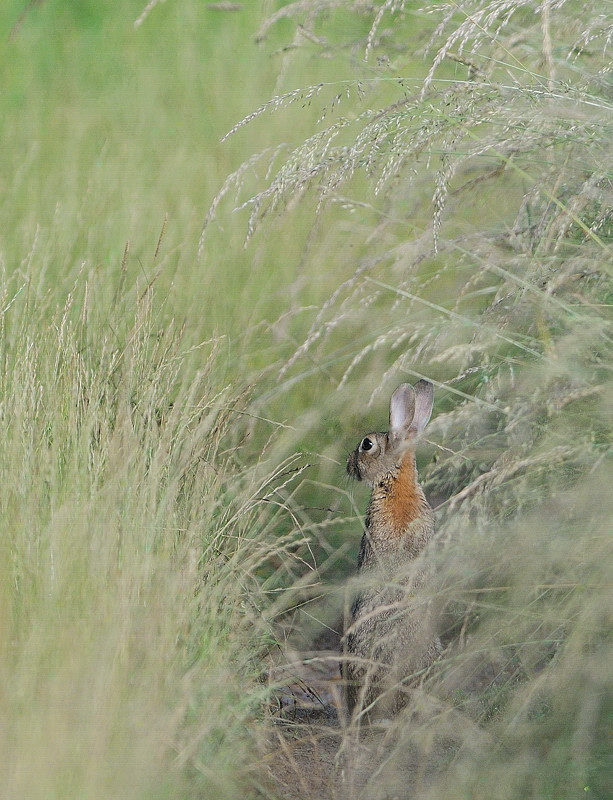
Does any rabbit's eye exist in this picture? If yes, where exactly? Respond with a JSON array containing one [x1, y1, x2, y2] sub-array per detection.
[[360, 437, 375, 452]]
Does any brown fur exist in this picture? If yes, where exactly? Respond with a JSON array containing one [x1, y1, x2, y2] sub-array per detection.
[[342, 381, 441, 719], [368, 451, 427, 540]]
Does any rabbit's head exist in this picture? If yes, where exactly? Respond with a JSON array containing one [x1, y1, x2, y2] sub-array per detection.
[[347, 380, 433, 486]]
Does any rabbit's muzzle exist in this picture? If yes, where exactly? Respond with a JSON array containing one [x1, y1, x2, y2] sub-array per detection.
[[346, 450, 362, 481]]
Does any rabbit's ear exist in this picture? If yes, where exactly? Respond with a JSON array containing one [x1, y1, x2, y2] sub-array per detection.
[[389, 383, 416, 442], [412, 380, 434, 433]]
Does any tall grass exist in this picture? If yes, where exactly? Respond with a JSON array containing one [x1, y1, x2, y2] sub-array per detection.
[[0, 270, 312, 798], [1, 1, 611, 799], [0, 4, 328, 796], [209, 1, 612, 798]]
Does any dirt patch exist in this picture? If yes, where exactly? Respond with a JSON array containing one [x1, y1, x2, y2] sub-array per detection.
[[262, 639, 511, 800], [263, 648, 343, 800]]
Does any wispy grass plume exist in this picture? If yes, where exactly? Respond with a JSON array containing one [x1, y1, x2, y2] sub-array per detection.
[[210, 1, 613, 797]]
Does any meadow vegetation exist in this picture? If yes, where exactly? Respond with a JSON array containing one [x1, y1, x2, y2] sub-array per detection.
[[0, 1, 611, 798]]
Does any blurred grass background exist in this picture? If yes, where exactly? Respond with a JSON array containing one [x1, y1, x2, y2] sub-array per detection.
[[0, 1, 611, 798]]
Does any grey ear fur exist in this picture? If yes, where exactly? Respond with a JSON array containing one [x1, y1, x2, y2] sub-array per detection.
[[389, 383, 416, 442], [412, 379, 434, 432]]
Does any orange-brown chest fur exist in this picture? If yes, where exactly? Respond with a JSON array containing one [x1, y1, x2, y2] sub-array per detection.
[[387, 452, 426, 531], [366, 450, 431, 549]]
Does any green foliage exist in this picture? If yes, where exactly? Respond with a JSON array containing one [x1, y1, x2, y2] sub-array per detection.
[[0, 274, 307, 799], [0, 3, 320, 798], [1, 0, 611, 798], [209, 1, 612, 797]]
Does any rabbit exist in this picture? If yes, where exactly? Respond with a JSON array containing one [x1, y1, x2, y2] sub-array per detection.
[[342, 380, 442, 720]]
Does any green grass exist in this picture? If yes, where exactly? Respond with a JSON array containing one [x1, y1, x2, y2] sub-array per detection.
[[0, 1, 611, 798], [0, 3, 330, 797]]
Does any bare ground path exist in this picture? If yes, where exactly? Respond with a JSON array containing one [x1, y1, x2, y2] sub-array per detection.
[[264, 646, 343, 800], [262, 633, 509, 800]]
